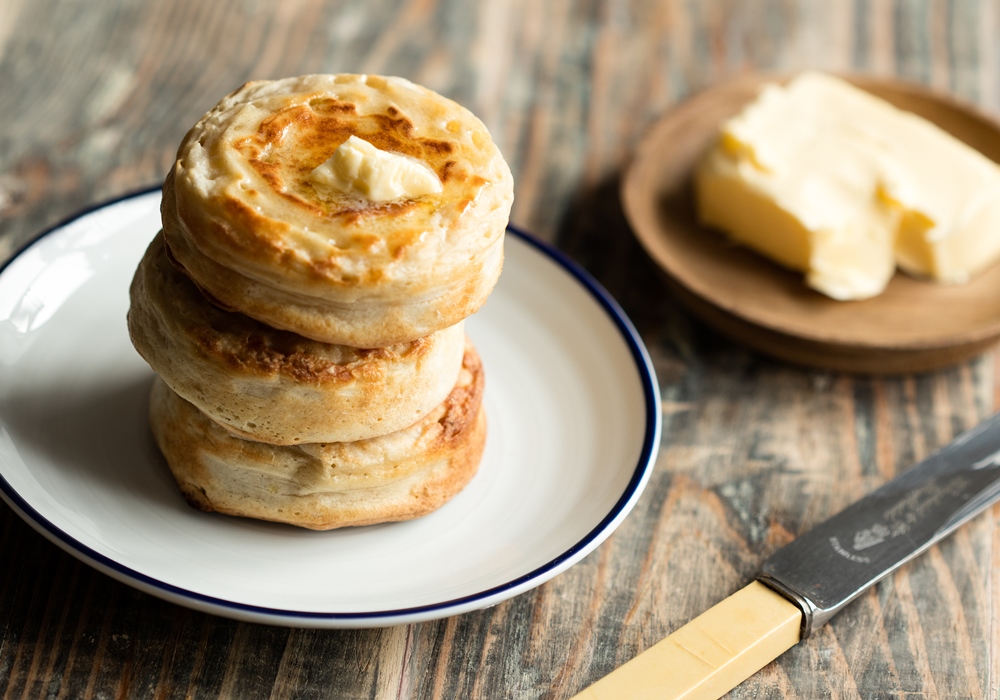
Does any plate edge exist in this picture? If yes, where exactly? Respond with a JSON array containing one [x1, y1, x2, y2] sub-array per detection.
[[0, 191, 663, 627]]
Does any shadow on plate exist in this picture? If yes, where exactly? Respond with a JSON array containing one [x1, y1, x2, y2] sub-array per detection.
[[0, 373, 184, 511]]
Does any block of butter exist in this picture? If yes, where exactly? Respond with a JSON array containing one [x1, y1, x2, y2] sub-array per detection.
[[310, 134, 442, 202], [695, 72, 1000, 300]]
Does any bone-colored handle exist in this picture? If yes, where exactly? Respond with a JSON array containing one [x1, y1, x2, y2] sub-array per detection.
[[571, 581, 802, 700]]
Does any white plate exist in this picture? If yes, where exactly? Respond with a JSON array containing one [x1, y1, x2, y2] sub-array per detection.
[[0, 189, 661, 628]]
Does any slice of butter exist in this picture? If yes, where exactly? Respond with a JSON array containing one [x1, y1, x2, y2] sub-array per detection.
[[882, 114, 1000, 284], [696, 72, 1000, 299], [310, 135, 442, 202]]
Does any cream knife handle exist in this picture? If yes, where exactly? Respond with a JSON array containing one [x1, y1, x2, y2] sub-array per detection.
[[571, 582, 802, 700]]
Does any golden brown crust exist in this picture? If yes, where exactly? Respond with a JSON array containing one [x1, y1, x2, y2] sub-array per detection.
[[128, 232, 465, 444], [161, 205, 501, 348], [148, 341, 486, 530], [162, 74, 512, 346]]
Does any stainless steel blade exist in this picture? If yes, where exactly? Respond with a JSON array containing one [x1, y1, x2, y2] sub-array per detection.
[[759, 411, 1000, 638]]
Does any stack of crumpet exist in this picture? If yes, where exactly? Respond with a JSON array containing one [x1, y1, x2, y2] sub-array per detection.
[[128, 74, 513, 530]]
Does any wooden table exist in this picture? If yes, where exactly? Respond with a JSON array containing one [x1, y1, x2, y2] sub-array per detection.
[[2, 1, 998, 697]]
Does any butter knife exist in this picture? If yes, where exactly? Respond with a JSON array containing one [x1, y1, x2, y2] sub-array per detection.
[[572, 411, 1000, 699]]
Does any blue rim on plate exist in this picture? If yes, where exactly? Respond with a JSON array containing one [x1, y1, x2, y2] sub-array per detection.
[[0, 187, 662, 626]]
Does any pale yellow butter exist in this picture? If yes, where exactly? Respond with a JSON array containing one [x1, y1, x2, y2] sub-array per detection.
[[310, 135, 442, 202], [696, 72, 1000, 299]]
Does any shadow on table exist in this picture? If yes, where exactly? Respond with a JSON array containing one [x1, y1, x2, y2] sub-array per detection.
[[554, 173, 726, 381]]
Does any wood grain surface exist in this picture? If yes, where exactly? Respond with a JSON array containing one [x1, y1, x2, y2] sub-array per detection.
[[1, 1, 999, 698]]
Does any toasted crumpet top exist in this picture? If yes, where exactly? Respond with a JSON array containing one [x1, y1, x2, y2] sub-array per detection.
[[164, 74, 513, 304]]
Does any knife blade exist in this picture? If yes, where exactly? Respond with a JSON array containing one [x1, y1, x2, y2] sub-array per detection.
[[571, 411, 1000, 699]]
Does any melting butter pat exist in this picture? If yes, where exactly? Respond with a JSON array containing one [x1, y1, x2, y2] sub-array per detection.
[[310, 135, 442, 202], [695, 72, 1000, 300]]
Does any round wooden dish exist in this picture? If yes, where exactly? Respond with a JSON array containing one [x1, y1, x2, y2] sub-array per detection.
[[622, 74, 1000, 374]]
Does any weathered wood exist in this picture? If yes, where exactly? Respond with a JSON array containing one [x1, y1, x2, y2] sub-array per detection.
[[1, 0, 999, 698]]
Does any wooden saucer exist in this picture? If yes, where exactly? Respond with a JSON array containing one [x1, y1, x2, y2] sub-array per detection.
[[622, 74, 1000, 374]]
